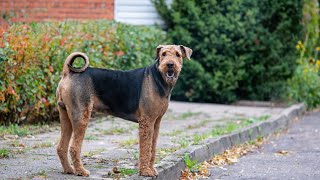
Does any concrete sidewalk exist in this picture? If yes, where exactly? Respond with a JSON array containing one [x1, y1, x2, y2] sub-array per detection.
[[0, 101, 284, 179], [207, 110, 320, 179]]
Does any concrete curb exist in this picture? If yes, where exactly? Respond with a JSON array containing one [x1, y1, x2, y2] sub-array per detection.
[[128, 103, 306, 180]]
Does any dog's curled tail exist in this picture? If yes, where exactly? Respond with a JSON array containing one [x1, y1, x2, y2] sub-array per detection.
[[63, 52, 89, 75]]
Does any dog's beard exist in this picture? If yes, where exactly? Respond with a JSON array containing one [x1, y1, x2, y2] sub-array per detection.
[[164, 70, 179, 85]]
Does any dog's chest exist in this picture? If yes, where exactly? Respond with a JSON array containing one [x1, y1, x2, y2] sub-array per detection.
[[137, 74, 170, 118]]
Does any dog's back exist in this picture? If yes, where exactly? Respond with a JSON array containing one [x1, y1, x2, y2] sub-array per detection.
[[81, 67, 146, 121], [57, 53, 148, 122]]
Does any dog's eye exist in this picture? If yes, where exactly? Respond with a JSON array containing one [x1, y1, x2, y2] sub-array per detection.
[[162, 52, 166, 56], [176, 52, 181, 57]]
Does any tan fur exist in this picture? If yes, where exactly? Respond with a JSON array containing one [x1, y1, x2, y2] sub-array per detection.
[[57, 106, 74, 174], [136, 74, 169, 176], [56, 74, 93, 177], [56, 45, 192, 177], [135, 45, 192, 176], [63, 52, 89, 76]]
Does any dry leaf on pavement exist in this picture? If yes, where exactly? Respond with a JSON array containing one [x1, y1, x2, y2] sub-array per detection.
[[275, 150, 290, 156]]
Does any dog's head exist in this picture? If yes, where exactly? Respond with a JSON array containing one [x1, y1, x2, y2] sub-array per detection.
[[156, 45, 192, 85]]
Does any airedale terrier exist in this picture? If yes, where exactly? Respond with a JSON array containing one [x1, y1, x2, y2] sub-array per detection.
[[56, 45, 192, 177]]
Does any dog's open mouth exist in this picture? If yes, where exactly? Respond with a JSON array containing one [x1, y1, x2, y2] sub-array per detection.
[[166, 70, 175, 78]]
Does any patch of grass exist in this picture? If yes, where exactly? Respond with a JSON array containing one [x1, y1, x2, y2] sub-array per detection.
[[93, 165, 104, 169], [133, 150, 138, 160], [95, 118, 104, 124], [118, 138, 138, 147], [9, 140, 21, 147], [193, 133, 211, 145], [119, 168, 138, 176], [0, 124, 30, 137], [94, 116, 115, 124], [178, 138, 191, 148], [216, 115, 270, 135], [190, 115, 271, 145], [240, 115, 271, 126], [225, 123, 238, 133], [157, 147, 180, 162], [161, 129, 183, 136], [184, 154, 198, 170], [84, 134, 99, 140], [32, 170, 47, 178], [162, 110, 176, 120], [177, 111, 202, 120], [0, 123, 59, 138], [32, 141, 53, 148], [102, 127, 126, 135], [187, 120, 211, 130], [128, 123, 139, 130], [101, 124, 138, 135], [0, 146, 29, 159], [83, 148, 106, 158], [0, 148, 10, 158], [105, 167, 138, 179], [211, 127, 227, 137]]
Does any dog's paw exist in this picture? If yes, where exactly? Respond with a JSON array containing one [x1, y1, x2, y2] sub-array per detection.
[[140, 168, 156, 177], [63, 167, 75, 174], [75, 168, 90, 177], [150, 167, 158, 176]]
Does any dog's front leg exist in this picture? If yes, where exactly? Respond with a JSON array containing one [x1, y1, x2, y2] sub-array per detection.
[[149, 116, 162, 176], [139, 117, 156, 177]]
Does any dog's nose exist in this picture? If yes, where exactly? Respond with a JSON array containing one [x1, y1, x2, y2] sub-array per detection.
[[167, 62, 174, 68]]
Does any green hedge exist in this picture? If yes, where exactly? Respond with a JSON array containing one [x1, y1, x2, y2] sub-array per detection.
[[154, 0, 304, 103], [287, 0, 320, 108], [0, 20, 167, 124]]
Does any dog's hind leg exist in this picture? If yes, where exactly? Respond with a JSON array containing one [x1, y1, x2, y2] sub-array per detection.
[[57, 106, 74, 174], [69, 103, 93, 177]]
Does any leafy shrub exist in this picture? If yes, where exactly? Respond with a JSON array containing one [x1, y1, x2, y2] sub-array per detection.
[[154, 0, 304, 102], [0, 20, 167, 124], [173, 60, 211, 101], [287, 0, 320, 108]]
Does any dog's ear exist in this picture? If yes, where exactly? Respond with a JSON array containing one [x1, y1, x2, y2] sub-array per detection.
[[180, 45, 192, 60], [156, 45, 165, 60]]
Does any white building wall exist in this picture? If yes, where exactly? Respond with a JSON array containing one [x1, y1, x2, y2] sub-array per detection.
[[114, 0, 171, 26]]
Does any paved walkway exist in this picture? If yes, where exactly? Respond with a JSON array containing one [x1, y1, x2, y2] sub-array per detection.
[[0, 101, 283, 179], [207, 110, 320, 179]]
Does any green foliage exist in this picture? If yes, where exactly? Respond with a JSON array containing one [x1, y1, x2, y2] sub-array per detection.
[[192, 115, 270, 145], [0, 123, 57, 137], [288, 0, 320, 108], [0, 148, 10, 158], [173, 60, 211, 101], [107, 168, 138, 178], [0, 20, 167, 124], [184, 154, 197, 169], [118, 168, 138, 176], [154, 0, 303, 102]]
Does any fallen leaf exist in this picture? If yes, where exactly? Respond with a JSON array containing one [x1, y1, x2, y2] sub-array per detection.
[[112, 167, 121, 174], [181, 137, 267, 179], [276, 150, 290, 156], [19, 143, 25, 148], [3, 135, 18, 140], [180, 168, 193, 180], [226, 156, 238, 164]]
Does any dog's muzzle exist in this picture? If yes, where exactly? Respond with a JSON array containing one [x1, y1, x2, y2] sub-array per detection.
[[166, 62, 175, 78]]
